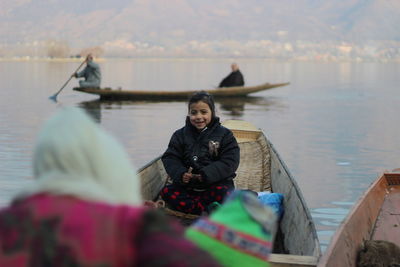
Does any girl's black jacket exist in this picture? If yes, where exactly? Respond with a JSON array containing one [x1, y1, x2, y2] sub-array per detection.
[[161, 117, 240, 190]]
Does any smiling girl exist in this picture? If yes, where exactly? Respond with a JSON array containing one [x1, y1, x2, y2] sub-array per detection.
[[160, 91, 240, 215]]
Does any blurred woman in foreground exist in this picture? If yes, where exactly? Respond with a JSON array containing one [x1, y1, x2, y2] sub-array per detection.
[[0, 107, 220, 267]]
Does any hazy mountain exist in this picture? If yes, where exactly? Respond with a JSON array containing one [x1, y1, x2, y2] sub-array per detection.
[[1, 0, 400, 57]]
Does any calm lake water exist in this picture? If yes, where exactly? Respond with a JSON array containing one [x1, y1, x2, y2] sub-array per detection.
[[1, 58, 400, 251]]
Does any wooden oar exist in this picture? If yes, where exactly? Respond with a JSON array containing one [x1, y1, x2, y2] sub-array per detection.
[[49, 59, 86, 102]]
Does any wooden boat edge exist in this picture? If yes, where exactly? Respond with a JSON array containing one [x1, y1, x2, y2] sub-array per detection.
[[317, 171, 400, 267], [267, 139, 321, 261], [73, 82, 290, 100], [217, 119, 320, 261], [270, 254, 318, 267]]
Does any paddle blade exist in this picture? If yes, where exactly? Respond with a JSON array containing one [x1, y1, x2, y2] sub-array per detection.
[[49, 94, 58, 102]]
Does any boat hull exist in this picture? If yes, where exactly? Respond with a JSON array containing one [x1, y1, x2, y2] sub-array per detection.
[[73, 82, 290, 100], [138, 119, 320, 267], [317, 172, 400, 267]]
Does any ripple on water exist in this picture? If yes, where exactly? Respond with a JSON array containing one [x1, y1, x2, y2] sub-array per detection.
[[311, 201, 355, 252]]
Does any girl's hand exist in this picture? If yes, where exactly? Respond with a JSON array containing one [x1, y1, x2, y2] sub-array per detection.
[[182, 172, 192, 183]]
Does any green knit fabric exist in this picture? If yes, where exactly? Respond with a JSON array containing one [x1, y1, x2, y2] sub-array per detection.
[[186, 191, 276, 267], [186, 231, 269, 267]]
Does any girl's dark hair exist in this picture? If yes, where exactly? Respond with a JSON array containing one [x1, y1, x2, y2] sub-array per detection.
[[188, 91, 216, 118]]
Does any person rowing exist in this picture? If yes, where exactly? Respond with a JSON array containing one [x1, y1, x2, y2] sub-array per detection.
[[73, 53, 101, 88]]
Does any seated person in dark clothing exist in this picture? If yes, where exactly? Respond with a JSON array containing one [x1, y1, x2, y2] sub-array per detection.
[[160, 91, 240, 216], [219, 63, 245, 88]]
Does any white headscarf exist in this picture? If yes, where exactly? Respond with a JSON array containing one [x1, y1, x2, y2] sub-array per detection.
[[20, 107, 142, 206]]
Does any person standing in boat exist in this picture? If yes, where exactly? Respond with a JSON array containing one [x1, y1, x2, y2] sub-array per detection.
[[218, 63, 245, 88], [160, 91, 240, 215], [0, 107, 221, 267], [73, 53, 101, 88]]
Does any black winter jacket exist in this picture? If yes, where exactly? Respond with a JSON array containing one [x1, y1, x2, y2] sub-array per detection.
[[162, 117, 240, 190], [219, 70, 244, 88]]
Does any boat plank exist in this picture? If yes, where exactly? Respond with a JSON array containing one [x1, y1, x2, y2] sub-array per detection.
[[372, 186, 400, 245], [270, 148, 319, 257], [139, 158, 167, 201], [270, 254, 318, 267]]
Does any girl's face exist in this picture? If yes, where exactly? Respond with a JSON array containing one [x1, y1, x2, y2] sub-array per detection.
[[189, 101, 212, 130]]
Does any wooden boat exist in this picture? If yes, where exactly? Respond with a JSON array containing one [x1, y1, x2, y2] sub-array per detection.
[[317, 171, 400, 267], [138, 119, 321, 267], [73, 82, 290, 100]]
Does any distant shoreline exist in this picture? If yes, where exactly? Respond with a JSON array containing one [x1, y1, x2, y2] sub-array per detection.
[[1, 57, 399, 63]]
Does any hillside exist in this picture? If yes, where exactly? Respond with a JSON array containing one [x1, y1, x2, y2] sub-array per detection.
[[1, 0, 400, 59]]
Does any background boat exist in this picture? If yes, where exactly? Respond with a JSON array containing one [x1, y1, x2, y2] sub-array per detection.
[[138, 119, 321, 267], [317, 171, 400, 267], [73, 82, 289, 100]]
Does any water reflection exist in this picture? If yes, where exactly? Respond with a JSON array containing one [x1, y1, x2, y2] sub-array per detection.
[[78, 95, 282, 120], [2, 60, 400, 253], [218, 96, 262, 117], [78, 100, 102, 123], [219, 96, 284, 117]]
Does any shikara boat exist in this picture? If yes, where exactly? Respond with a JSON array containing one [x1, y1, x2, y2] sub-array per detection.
[[317, 171, 400, 267], [73, 82, 290, 100], [138, 119, 321, 267]]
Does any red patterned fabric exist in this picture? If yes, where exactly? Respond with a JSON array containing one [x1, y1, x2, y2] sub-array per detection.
[[160, 183, 232, 215], [0, 193, 220, 267]]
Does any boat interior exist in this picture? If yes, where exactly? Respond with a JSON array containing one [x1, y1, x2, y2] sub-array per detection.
[[371, 173, 400, 246]]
